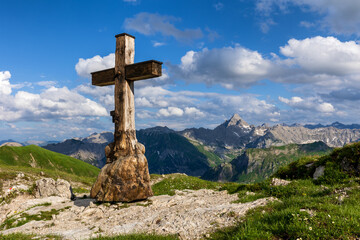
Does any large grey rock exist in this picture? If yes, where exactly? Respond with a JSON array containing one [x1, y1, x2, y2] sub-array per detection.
[[35, 178, 74, 199], [313, 166, 325, 180]]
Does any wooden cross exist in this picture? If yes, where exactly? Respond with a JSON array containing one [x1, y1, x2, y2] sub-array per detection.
[[91, 33, 162, 156]]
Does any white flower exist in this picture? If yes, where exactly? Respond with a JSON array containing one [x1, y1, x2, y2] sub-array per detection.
[[309, 227, 313, 230]]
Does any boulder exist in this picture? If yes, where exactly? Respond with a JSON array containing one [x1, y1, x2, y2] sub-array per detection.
[[91, 142, 153, 202], [271, 178, 291, 186], [313, 166, 325, 180], [35, 178, 74, 199]]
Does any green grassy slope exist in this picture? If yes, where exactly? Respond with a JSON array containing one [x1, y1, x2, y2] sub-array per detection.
[[240, 142, 332, 183], [202, 142, 332, 183], [209, 142, 360, 240], [0, 145, 100, 185], [189, 140, 223, 167], [275, 141, 360, 184]]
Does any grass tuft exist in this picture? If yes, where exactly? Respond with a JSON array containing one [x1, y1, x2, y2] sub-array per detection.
[[152, 174, 239, 196]]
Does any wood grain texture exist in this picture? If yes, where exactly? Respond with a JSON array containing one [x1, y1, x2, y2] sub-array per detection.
[[114, 34, 135, 138], [91, 68, 115, 86], [125, 60, 162, 81], [92, 61, 162, 86]]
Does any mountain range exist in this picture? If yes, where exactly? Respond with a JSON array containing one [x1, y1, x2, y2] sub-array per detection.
[[20, 114, 356, 183], [180, 114, 360, 151], [304, 122, 360, 129]]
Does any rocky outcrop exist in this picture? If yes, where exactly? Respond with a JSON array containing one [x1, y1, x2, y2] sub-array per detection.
[[0, 142, 23, 147], [270, 178, 291, 186], [313, 166, 325, 180], [35, 178, 74, 199], [90, 140, 153, 202]]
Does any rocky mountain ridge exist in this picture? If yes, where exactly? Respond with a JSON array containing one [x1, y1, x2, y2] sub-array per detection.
[[180, 114, 360, 151], [10, 114, 360, 179]]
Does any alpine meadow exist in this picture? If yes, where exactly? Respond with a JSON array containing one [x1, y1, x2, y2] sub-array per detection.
[[1, 1, 360, 239]]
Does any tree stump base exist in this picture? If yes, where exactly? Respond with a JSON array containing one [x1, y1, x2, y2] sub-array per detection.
[[90, 142, 153, 202]]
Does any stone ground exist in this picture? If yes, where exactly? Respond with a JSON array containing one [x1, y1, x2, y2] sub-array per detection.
[[0, 176, 276, 240]]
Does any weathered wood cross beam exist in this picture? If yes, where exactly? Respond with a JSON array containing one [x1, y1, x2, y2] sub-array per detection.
[[91, 33, 162, 156]]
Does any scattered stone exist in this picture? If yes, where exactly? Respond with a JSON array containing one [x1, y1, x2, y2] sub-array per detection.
[[300, 208, 316, 217], [271, 178, 291, 186], [4, 184, 29, 196], [338, 195, 345, 203], [16, 172, 25, 179], [35, 178, 74, 199], [313, 166, 325, 180], [246, 191, 256, 196], [40, 171, 45, 176], [305, 163, 314, 168]]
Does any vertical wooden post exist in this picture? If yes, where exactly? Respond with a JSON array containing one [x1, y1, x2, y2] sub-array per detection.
[[114, 34, 136, 154]]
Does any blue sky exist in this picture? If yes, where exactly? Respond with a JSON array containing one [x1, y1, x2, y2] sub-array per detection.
[[1, 0, 360, 142]]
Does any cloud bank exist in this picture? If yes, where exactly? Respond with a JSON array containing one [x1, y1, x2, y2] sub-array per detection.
[[171, 36, 360, 90], [0, 71, 107, 122], [256, 0, 360, 35]]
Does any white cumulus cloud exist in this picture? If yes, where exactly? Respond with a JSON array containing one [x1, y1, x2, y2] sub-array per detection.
[[279, 96, 335, 113], [172, 36, 360, 91], [184, 107, 205, 118], [75, 53, 115, 78], [280, 36, 360, 75], [157, 107, 184, 117], [0, 71, 108, 122], [171, 46, 274, 89], [0, 71, 12, 96]]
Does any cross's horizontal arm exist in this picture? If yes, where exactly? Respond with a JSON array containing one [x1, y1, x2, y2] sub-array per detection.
[[91, 60, 163, 86]]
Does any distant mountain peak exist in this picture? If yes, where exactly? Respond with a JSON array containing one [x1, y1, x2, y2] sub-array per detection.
[[231, 113, 241, 120], [140, 126, 174, 134], [226, 114, 250, 128]]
